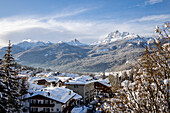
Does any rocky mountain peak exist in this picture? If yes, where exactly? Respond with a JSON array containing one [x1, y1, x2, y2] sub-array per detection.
[[71, 38, 80, 43], [67, 39, 86, 46], [101, 30, 139, 44]]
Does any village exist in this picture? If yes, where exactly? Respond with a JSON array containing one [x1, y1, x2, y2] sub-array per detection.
[[0, 1, 169, 112], [1, 23, 169, 113], [16, 67, 133, 113]]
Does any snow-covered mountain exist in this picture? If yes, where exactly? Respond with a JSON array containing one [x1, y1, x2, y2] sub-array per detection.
[[93, 30, 140, 45], [0, 30, 155, 72], [15, 40, 53, 50], [67, 39, 87, 46]]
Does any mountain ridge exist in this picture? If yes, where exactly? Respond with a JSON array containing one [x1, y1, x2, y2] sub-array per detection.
[[0, 30, 155, 72]]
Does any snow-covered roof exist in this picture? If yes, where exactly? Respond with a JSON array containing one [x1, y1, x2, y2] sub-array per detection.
[[65, 75, 96, 85], [97, 78, 111, 87], [30, 77, 60, 83], [45, 72, 55, 77], [97, 81, 111, 87], [73, 94, 82, 100], [28, 83, 46, 92], [28, 77, 42, 83], [25, 87, 76, 104], [55, 77, 72, 82], [94, 74, 102, 80], [44, 78, 59, 83]]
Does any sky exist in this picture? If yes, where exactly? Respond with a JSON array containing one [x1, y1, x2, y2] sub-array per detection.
[[0, 0, 169, 47]]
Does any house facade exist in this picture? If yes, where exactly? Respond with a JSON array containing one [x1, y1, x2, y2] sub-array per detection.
[[23, 87, 81, 113], [94, 80, 112, 97], [65, 75, 95, 104], [24, 95, 69, 113]]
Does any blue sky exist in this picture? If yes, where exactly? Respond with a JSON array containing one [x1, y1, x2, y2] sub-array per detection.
[[0, 0, 169, 46]]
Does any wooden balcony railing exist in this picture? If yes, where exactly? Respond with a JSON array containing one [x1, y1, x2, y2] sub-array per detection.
[[30, 103, 55, 107]]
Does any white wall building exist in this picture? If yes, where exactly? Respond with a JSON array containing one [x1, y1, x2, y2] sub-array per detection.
[[23, 87, 81, 113]]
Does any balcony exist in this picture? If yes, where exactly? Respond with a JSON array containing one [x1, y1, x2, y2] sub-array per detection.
[[30, 103, 55, 107]]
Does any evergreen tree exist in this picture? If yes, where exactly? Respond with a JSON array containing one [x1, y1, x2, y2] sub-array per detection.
[[19, 78, 28, 98], [0, 58, 8, 112], [0, 41, 21, 112]]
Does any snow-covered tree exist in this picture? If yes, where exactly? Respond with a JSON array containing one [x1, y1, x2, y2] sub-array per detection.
[[110, 22, 170, 112], [0, 41, 22, 112], [0, 58, 8, 112], [19, 78, 28, 97]]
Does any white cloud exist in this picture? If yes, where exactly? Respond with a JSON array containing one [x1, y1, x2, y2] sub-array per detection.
[[130, 14, 170, 22], [145, 0, 163, 5], [39, 8, 89, 20], [0, 13, 163, 47]]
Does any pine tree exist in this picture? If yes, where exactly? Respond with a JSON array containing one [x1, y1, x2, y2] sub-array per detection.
[[0, 41, 21, 112], [19, 78, 28, 98], [0, 58, 8, 112]]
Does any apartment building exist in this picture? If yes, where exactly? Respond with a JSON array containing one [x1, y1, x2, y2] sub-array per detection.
[[65, 75, 96, 104]]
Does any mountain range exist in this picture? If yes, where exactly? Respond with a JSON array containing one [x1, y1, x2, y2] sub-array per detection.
[[0, 30, 155, 72]]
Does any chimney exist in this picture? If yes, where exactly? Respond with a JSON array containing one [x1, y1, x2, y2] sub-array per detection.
[[30, 92, 33, 96], [48, 92, 50, 96], [69, 91, 71, 95]]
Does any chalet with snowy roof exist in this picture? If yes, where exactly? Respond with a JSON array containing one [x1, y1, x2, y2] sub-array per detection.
[[94, 78, 112, 97], [23, 87, 82, 113], [34, 78, 60, 87], [65, 75, 96, 104], [55, 77, 72, 87]]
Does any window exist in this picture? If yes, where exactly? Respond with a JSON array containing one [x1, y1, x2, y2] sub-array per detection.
[[74, 85, 78, 88], [39, 101, 41, 104], [51, 108, 53, 111], [45, 108, 50, 112], [33, 99, 36, 104], [57, 108, 59, 111], [45, 100, 49, 104], [32, 108, 38, 112]]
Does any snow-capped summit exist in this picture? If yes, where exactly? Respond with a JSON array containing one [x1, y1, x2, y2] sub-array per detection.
[[92, 30, 140, 45], [101, 30, 139, 44], [58, 41, 65, 44], [67, 39, 87, 46], [15, 39, 53, 50]]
